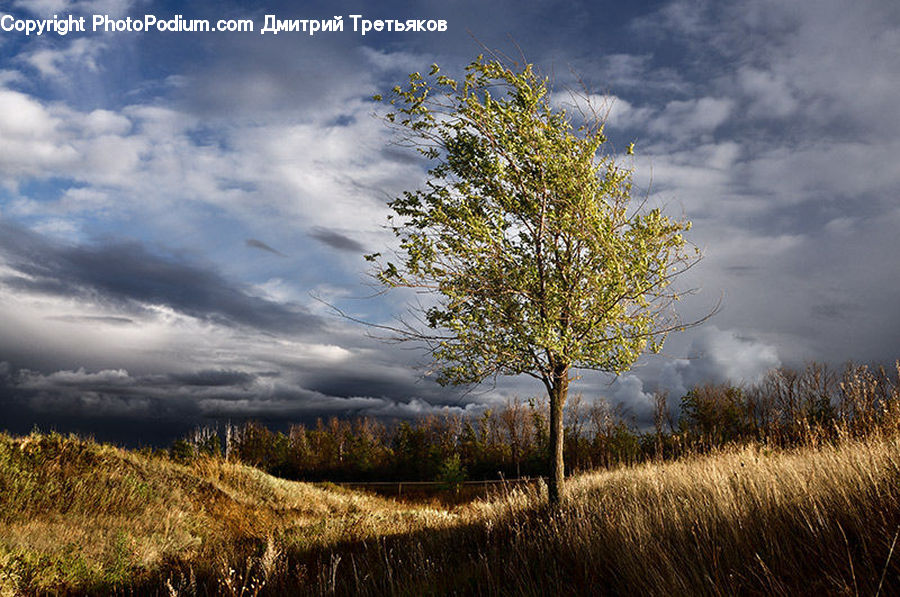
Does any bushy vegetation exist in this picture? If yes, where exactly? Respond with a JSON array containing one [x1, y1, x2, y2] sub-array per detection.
[[175, 361, 900, 484]]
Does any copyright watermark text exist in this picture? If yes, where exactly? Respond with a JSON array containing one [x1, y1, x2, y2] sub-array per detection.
[[0, 14, 448, 37]]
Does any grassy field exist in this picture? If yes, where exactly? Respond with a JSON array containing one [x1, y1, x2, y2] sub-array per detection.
[[1, 430, 899, 595]]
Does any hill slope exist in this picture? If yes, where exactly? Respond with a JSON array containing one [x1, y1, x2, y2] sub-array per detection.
[[0, 432, 454, 594], [2, 430, 900, 594]]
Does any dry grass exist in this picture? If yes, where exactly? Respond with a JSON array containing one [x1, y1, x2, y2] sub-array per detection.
[[2, 430, 899, 595], [0, 431, 458, 594]]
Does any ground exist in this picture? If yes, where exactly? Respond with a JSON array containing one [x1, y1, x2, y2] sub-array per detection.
[[1, 430, 899, 594]]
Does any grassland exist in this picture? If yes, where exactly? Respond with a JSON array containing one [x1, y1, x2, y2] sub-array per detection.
[[1, 429, 899, 595]]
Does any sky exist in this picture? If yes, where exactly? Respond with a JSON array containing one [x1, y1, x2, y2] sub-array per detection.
[[0, 0, 898, 446]]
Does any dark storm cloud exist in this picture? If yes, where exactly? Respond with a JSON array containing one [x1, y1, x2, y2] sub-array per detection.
[[245, 238, 287, 257], [724, 265, 757, 277], [0, 363, 205, 445], [811, 302, 857, 322], [169, 369, 258, 387], [310, 226, 366, 253], [0, 359, 478, 447], [0, 222, 320, 334], [305, 370, 439, 402], [45, 315, 136, 325]]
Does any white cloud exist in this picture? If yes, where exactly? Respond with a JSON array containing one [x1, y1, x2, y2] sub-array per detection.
[[19, 367, 131, 388], [589, 95, 654, 131], [591, 52, 690, 94], [648, 97, 734, 137], [22, 38, 105, 79], [361, 47, 435, 74], [0, 89, 77, 177], [743, 141, 900, 202], [78, 109, 132, 136], [736, 67, 798, 118], [13, 0, 134, 18], [0, 70, 24, 86], [556, 94, 733, 142], [658, 327, 781, 398], [0, 88, 58, 137], [13, 0, 72, 14]]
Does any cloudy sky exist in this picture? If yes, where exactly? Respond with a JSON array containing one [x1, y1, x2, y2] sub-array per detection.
[[1, 0, 898, 445]]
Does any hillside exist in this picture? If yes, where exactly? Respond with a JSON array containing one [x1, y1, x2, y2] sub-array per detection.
[[0, 432, 456, 594], [2, 430, 900, 594]]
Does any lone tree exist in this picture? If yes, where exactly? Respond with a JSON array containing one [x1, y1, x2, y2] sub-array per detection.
[[369, 56, 703, 503]]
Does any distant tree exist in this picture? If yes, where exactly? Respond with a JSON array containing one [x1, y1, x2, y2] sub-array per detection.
[[231, 421, 289, 473], [169, 438, 195, 464], [679, 384, 750, 446], [369, 55, 706, 503], [653, 391, 671, 460], [499, 397, 529, 478], [436, 453, 467, 492]]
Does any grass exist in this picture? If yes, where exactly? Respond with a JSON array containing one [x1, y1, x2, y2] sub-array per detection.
[[0, 432, 456, 594], [1, 430, 899, 595]]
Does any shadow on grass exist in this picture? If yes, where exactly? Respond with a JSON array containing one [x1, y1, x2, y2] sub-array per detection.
[[92, 486, 900, 597]]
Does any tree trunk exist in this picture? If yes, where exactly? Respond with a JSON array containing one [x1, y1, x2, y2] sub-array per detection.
[[547, 364, 569, 504]]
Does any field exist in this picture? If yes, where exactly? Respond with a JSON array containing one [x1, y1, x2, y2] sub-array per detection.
[[2, 429, 900, 595]]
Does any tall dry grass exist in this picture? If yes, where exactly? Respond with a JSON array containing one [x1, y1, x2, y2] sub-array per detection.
[[2, 428, 900, 594], [0, 431, 456, 594], [289, 429, 899, 595]]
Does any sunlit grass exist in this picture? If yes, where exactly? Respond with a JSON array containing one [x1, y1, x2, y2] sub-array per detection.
[[0, 431, 458, 593], [1, 429, 899, 594]]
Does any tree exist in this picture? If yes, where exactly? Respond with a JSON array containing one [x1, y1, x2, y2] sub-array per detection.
[[369, 55, 704, 503]]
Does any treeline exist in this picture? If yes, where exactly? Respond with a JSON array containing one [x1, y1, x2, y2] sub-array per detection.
[[171, 361, 900, 483]]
